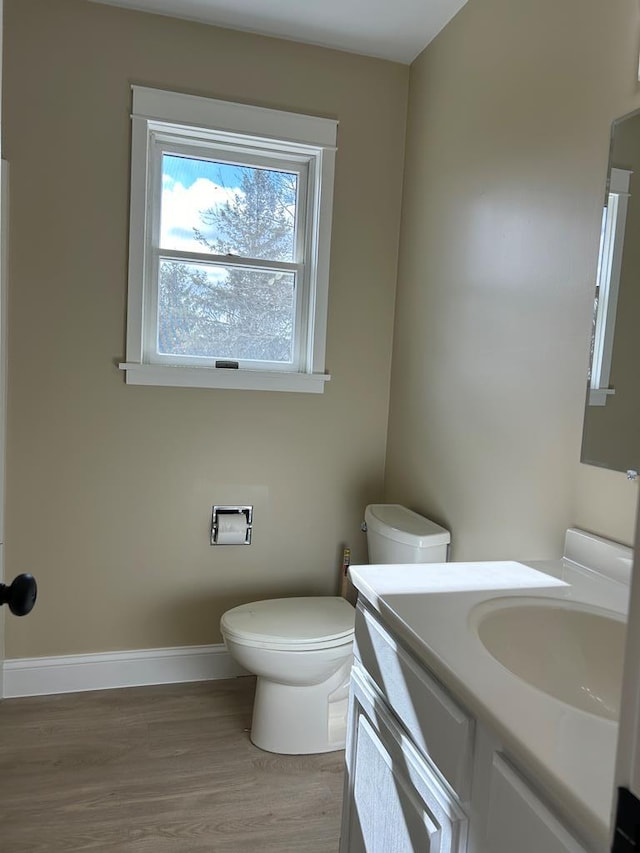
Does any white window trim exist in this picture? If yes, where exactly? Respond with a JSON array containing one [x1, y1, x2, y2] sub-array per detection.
[[118, 363, 330, 393], [120, 86, 337, 393], [589, 167, 632, 407]]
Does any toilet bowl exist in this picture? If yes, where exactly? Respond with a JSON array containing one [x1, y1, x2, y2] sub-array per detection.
[[220, 596, 355, 754], [220, 504, 451, 755]]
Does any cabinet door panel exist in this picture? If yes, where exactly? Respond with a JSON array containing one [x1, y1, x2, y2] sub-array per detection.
[[341, 667, 467, 853], [486, 754, 588, 853], [350, 714, 442, 852], [355, 602, 473, 799]]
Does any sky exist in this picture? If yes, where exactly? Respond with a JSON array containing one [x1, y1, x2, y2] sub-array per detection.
[[160, 154, 242, 253]]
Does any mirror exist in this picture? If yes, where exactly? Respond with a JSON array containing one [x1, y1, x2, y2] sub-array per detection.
[[581, 109, 640, 474]]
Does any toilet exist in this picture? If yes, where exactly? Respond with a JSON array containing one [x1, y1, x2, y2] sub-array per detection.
[[220, 503, 450, 755], [364, 503, 450, 563]]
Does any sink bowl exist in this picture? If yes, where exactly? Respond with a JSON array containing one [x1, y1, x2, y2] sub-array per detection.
[[472, 597, 626, 720]]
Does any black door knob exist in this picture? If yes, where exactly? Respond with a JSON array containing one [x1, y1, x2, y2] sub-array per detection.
[[0, 574, 37, 616]]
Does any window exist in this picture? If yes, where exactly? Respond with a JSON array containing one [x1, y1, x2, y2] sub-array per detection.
[[120, 87, 338, 392], [588, 167, 631, 406]]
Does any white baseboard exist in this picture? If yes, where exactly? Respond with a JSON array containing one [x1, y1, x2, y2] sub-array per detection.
[[2, 643, 248, 698]]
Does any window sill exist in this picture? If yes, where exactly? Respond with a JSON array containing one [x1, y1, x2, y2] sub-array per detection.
[[118, 363, 331, 393], [589, 387, 615, 407]]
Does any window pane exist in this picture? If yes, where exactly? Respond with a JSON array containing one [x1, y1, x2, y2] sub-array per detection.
[[161, 154, 298, 262], [158, 259, 296, 363]]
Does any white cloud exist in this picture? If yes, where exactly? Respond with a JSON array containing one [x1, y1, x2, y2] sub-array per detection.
[[161, 177, 239, 253]]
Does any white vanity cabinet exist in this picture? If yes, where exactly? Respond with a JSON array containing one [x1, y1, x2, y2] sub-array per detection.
[[340, 600, 593, 853]]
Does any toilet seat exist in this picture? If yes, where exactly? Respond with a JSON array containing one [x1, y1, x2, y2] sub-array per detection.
[[221, 596, 355, 651]]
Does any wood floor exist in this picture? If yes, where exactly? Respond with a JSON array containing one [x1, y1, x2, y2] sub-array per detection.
[[0, 677, 346, 852]]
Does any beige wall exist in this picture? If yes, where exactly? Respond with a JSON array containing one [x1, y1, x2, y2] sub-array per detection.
[[385, 0, 640, 560], [2, 0, 408, 657], [4, 0, 640, 660]]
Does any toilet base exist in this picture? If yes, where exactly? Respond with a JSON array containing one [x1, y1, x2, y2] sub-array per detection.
[[250, 658, 352, 754]]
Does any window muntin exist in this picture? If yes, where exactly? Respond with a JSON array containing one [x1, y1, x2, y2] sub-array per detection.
[[121, 87, 337, 392]]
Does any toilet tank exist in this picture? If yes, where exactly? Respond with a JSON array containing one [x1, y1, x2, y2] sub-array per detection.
[[365, 504, 450, 564]]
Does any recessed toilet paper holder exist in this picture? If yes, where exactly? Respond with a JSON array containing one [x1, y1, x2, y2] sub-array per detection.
[[211, 505, 253, 545]]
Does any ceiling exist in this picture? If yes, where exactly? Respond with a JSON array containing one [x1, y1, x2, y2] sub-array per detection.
[[88, 0, 469, 64]]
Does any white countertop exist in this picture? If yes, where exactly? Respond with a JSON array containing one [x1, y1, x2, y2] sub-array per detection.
[[349, 557, 630, 851]]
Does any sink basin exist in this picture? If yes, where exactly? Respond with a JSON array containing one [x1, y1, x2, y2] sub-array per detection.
[[472, 597, 625, 720]]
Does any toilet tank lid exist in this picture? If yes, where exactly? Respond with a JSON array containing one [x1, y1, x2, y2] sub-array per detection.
[[221, 596, 355, 644], [365, 504, 450, 547]]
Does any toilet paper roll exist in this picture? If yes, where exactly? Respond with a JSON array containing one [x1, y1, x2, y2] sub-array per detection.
[[217, 513, 248, 545]]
